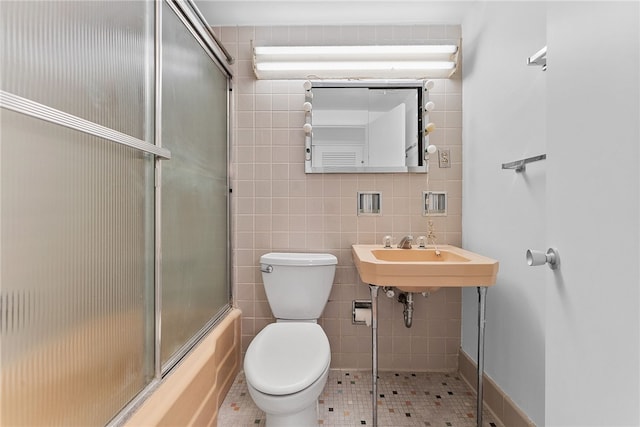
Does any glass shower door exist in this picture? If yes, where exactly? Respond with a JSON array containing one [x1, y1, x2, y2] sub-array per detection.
[[159, 2, 230, 368], [0, 1, 156, 424]]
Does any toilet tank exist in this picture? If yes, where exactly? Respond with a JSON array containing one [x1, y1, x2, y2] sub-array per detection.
[[260, 253, 337, 320]]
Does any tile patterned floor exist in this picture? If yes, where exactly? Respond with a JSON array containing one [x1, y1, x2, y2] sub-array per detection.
[[219, 370, 503, 426]]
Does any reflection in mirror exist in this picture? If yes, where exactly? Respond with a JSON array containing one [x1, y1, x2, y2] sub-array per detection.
[[304, 80, 431, 173]]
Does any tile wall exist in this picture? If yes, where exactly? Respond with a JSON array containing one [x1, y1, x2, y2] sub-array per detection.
[[217, 24, 463, 371]]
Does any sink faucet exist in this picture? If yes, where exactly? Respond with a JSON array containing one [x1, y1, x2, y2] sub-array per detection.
[[397, 235, 413, 249]]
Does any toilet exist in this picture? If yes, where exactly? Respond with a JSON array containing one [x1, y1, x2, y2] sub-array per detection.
[[243, 252, 337, 426]]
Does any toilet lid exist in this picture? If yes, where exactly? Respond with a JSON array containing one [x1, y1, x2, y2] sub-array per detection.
[[244, 322, 330, 396]]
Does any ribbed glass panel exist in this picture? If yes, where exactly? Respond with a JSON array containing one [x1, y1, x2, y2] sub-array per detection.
[[160, 3, 229, 366], [1, 1, 155, 425], [0, 112, 155, 426], [0, 1, 152, 140]]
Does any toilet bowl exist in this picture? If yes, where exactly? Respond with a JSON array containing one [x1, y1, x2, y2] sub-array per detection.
[[244, 323, 330, 426], [243, 252, 337, 427]]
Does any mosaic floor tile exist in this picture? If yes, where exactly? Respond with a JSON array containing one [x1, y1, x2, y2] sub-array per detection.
[[218, 370, 502, 427]]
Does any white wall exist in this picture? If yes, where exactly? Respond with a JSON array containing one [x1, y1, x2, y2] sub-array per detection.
[[368, 104, 406, 166], [463, 1, 640, 426], [545, 2, 640, 425], [461, 2, 547, 425], [198, 1, 475, 26]]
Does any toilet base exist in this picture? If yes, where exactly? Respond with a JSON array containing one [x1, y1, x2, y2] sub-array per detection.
[[265, 402, 317, 426], [246, 365, 329, 427]]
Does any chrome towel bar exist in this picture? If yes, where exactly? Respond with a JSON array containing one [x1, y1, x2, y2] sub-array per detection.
[[502, 154, 546, 173]]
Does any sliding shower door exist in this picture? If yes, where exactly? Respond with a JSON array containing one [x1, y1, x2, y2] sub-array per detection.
[[159, 2, 230, 368], [0, 1, 155, 425], [1, 0, 231, 424]]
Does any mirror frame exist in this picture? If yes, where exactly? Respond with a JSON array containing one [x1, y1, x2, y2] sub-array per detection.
[[304, 80, 430, 174]]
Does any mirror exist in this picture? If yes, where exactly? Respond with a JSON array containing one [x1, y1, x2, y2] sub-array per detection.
[[304, 80, 431, 173]]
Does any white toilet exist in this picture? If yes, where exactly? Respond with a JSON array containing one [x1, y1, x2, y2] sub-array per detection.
[[244, 252, 337, 426]]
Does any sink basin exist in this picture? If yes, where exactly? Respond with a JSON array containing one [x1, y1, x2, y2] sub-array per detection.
[[371, 249, 470, 262], [352, 244, 499, 292]]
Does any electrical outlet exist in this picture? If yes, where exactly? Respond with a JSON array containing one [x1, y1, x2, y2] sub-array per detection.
[[438, 149, 451, 168]]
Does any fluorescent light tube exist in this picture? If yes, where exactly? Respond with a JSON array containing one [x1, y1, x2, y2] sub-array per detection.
[[253, 43, 459, 79], [256, 61, 456, 71], [254, 45, 457, 56]]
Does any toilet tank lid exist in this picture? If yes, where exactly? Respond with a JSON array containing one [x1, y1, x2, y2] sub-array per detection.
[[260, 252, 337, 266]]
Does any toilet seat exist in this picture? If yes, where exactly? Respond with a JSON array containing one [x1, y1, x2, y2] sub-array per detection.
[[244, 322, 330, 396]]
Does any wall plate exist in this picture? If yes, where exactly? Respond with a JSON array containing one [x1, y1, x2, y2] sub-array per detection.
[[438, 148, 451, 168], [423, 191, 447, 216], [357, 191, 382, 216]]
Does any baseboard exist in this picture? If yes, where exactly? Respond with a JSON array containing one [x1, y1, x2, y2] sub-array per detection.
[[458, 349, 536, 427]]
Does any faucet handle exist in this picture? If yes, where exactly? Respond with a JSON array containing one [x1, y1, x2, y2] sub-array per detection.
[[416, 236, 426, 248], [383, 235, 392, 248]]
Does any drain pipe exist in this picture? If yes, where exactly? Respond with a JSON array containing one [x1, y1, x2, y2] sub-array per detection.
[[404, 292, 414, 328], [397, 292, 414, 328]]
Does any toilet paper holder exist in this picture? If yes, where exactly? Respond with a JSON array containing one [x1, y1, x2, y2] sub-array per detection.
[[352, 300, 372, 326]]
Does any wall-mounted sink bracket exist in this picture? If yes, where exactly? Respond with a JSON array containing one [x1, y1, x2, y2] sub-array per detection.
[[502, 154, 546, 173]]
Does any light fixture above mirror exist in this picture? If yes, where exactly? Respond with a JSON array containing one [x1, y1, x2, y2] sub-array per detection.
[[253, 43, 459, 79]]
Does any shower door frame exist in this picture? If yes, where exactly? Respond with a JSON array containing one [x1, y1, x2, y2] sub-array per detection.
[[108, 0, 234, 423], [155, 0, 234, 377]]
